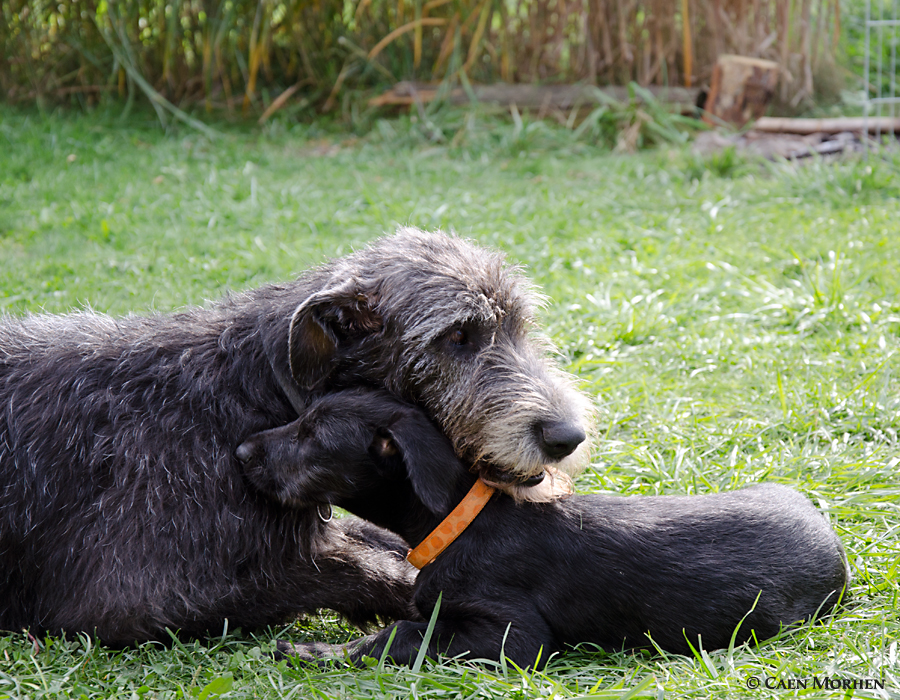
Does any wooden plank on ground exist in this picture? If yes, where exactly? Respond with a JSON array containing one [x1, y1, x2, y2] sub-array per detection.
[[369, 82, 700, 112], [754, 116, 900, 134]]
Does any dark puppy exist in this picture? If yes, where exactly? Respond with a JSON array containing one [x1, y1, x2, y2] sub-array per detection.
[[237, 390, 850, 668]]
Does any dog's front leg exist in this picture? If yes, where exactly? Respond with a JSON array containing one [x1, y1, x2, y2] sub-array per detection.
[[279, 612, 555, 669], [291, 519, 421, 627], [274, 622, 432, 668], [276, 621, 448, 668]]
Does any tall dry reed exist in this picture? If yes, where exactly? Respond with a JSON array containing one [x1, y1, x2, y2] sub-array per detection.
[[0, 0, 840, 115]]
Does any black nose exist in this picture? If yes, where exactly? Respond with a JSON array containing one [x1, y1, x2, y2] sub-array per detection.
[[536, 421, 586, 461], [235, 441, 255, 464]]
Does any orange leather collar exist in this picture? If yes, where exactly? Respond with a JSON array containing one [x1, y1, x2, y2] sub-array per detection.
[[406, 478, 495, 569]]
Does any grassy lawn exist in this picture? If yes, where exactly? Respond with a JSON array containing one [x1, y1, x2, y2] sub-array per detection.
[[1, 107, 899, 699]]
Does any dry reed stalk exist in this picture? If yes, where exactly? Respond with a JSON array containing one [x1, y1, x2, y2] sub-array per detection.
[[832, 0, 840, 47], [0, 0, 841, 115], [368, 17, 448, 61], [810, 0, 825, 73], [433, 11, 460, 76], [778, 0, 791, 100], [414, 0, 423, 68], [800, 0, 814, 101], [322, 62, 352, 113], [463, 0, 491, 75], [243, 0, 265, 115], [710, 0, 724, 59], [682, 0, 693, 86], [498, 0, 512, 82], [599, 1, 614, 80], [258, 81, 303, 123]]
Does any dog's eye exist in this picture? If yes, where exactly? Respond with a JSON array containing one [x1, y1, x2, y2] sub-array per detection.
[[446, 325, 477, 353], [449, 328, 468, 346], [438, 323, 485, 358]]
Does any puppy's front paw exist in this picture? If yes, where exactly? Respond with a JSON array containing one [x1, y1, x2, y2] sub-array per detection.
[[274, 640, 348, 667]]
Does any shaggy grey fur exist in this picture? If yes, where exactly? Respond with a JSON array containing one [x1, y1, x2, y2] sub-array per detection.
[[0, 228, 591, 645]]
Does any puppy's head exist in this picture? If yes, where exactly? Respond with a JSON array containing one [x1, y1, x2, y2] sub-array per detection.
[[236, 390, 469, 516]]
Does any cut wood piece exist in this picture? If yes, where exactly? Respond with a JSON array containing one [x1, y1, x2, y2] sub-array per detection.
[[754, 116, 900, 134], [369, 82, 700, 113], [703, 55, 779, 127], [694, 129, 862, 160]]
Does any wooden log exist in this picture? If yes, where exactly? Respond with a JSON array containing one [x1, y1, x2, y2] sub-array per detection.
[[368, 82, 700, 113], [753, 116, 900, 134], [703, 55, 779, 127]]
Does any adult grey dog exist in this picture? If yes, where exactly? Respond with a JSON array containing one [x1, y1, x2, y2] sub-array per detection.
[[0, 228, 591, 645], [237, 389, 850, 668]]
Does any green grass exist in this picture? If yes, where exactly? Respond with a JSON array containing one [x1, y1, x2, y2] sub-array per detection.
[[1, 106, 899, 699]]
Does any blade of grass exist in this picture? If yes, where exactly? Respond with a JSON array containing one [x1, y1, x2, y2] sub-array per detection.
[[411, 591, 442, 673]]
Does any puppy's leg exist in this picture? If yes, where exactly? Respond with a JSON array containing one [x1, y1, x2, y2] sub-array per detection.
[[298, 526, 419, 627], [281, 609, 555, 669], [333, 517, 410, 560]]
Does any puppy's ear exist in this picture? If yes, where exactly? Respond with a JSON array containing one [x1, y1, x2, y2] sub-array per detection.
[[288, 279, 382, 389], [381, 409, 463, 515]]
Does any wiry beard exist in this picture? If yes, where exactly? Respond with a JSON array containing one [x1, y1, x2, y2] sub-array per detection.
[[413, 341, 595, 502]]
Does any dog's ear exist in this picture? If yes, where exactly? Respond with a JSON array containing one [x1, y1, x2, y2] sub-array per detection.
[[288, 279, 383, 389], [376, 409, 463, 515]]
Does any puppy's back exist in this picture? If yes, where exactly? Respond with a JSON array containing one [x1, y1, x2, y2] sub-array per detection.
[[491, 483, 849, 655], [579, 483, 847, 649]]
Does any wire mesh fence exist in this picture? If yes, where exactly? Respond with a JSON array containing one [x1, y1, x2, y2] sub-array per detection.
[[864, 0, 900, 140]]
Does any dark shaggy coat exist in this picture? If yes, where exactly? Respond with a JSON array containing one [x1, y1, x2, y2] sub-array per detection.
[[0, 230, 589, 645], [0, 289, 417, 644], [238, 390, 851, 668]]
